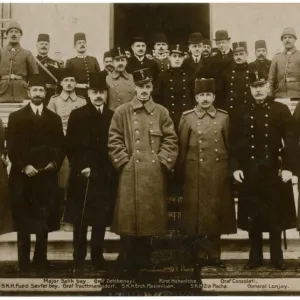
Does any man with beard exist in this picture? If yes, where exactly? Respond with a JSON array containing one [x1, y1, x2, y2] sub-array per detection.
[[0, 21, 38, 102], [220, 41, 251, 116], [183, 32, 204, 74], [106, 47, 135, 111], [154, 44, 195, 130], [64, 72, 116, 270], [126, 36, 160, 82], [231, 69, 298, 270], [66, 33, 101, 99], [202, 39, 212, 58], [152, 32, 170, 72], [109, 67, 178, 276], [7, 74, 64, 272], [103, 51, 114, 76], [268, 27, 300, 98], [36, 34, 61, 106], [249, 40, 271, 75]]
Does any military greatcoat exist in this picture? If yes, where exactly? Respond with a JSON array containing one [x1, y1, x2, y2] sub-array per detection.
[[177, 107, 236, 235], [108, 96, 178, 236], [230, 97, 298, 232]]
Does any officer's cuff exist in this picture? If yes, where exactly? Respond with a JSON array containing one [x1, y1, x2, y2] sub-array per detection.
[[113, 155, 130, 170]]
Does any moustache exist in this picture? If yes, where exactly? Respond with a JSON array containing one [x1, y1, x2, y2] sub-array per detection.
[[95, 98, 103, 101], [202, 50, 209, 54], [141, 92, 148, 96], [42, 47, 47, 50], [11, 36, 16, 38], [117, 64, 124, 68], [80, 46, 86, 49], [258, 54, 265, 58]]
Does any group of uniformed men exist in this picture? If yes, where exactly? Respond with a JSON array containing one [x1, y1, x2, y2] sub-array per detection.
[[1, 20, 300, 279]]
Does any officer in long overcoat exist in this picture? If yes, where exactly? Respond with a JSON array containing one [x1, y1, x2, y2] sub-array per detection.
[[108, 68, 178, 274], [7, 74, 64, 272], [177, 79, 236, 270], [231, 69, 298, 271], [64, 72, 116, 270]]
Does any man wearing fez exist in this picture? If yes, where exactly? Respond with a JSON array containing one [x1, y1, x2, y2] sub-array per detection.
[[202, 39, 212, 59], [0, 21, 38, 103], [231, 69, 298, 270], [268, 27, 300, 98], [66, 32, 101, 99], [7, 74, 64, 272], [152, 32, 170, 72], [177, 78, 236, 273], [65, 72, 116, 270], [220, 41, 251, 115], [106, 46, 135, 111], [36, 33, 61, 106], [183, 32, 204, 74], [108, 68, 178, 275], [103, 51, 114, 76], [249, 40, 271, 74], [154, 44, 194, 130], [126, 36, 160, 82]]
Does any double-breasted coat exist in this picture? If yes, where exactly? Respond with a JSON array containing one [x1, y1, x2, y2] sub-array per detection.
[[0, 118, 13, 235], [106, 70, 135, 111], [64, 103, 117, 226], [230, 97, 298, 232], [7, 104, 65, 233], [153, 65, 195, 129], [153, 55, 170, 72], [108, 96, 178, 236], [177, 107, 236, 236], [0, 44, 38, 102]]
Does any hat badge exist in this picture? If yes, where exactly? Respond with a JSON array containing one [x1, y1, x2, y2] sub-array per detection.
[[255, 71, 259, 81], [140, 69, 144, 79], [176, 44, 180, 51], [118, 47, 121, 57]]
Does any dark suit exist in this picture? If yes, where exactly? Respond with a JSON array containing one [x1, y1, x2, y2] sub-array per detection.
[[126, 55, 160, 82], [36, 55, 61, 106], [183, 55, 204, 75], [64, 103, 116, 265], [7, 104, 64, 269], [248, 58, 271, 75]]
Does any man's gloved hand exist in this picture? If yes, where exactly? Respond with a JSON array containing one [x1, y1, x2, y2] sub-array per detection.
[[44, 161, 57, 172], [81, 167, 91, 178], [24, 165, 39, 177], [281, 170, 293, 183], [233, 170, 244, 183]]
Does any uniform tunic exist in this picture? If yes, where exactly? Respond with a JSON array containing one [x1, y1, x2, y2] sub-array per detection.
[[106, 70, 135, 111], [153, 55, 170, 72], [221, 62, 251, 117], [230, 97, 298, 232], [153, 66, 195, 129], [36, 54, 61, 105], [177, 107, 236, 235], [108, 96, 178, 236], [248, 58, 271, 74], [268, 47, 300, 98], [0, 44, 38, 102]]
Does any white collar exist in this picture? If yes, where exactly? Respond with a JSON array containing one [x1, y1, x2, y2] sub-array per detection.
[[94, 104, 104, 113], [222, 48, 230, 55], [30, 102, 43, 115], [76, 54, 86, 58], [134, 55, 145, 62], [192, 54, 201, 62]]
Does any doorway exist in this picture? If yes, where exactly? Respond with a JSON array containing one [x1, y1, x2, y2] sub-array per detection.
[[113, 3, 210, 48]]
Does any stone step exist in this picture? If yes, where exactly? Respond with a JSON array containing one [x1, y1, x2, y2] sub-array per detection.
[[0, 229, 299, 261]]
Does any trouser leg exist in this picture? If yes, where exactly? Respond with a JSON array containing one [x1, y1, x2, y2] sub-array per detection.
[[132, 236, 152, 269], [73, 220, 88, 262], [33, 230, 48, 264], [90, 219, 106, 264], [207, 234, 221, 260], [270, 229, 283, 264], [17, 231, 31, 269], [248, 229, 263, 264]]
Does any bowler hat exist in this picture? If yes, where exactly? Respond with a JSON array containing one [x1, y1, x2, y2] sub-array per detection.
[[28, 74, 46, 88], [153, 32, 168, 44], [188, 32, 203, 44], [249, 69, 268, 86], [37, 33, 50, 43], [74, 32, 86, 45], [88, 72, 108, 91], [232, 41, 247, 53], [214, 30, 230, 41], [132, 68, 152, 85], [6, 20, 23, 35], [195, 78, 215, 94], [132, 36, 146, 45], [255, 40, 267, 50], [281, 27, 297, 40]]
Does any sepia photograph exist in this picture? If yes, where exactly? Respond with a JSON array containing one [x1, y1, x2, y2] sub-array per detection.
[[0, 1, 299, 296]]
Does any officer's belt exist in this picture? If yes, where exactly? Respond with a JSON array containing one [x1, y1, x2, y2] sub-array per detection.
[[1, 74, 25, 80], [46, 83, 56, 89], [76, 83, 89, 89], [286, 77, 300, 82]]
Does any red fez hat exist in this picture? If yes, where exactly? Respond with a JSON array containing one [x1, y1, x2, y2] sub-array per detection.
[[74, 32, 86, 45], [37, 34, 50, 43], [28, 74, 46, 88], [103, 51, 112, 59], [203, 39, 212, 47], [153, 32, 168, 44], [255, 40, 267, 50]]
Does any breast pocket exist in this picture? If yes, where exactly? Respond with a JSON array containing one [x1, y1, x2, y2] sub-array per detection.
[[149, 130, 162, 152]]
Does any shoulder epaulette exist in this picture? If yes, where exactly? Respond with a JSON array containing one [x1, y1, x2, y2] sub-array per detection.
[[77, 95, 86, 99], [50, 94, 59, 99], [183, 109, 194, 115], [217, 108, 228, 114]]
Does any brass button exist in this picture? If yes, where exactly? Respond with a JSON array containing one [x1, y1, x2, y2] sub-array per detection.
[[114, 158, 118, 162], [251, 156, 255, 160], [136, 160, 139, 163], [216, 158, 219, 161], [150, 121, 153, 125], [214, 139, 218, 143], [152, 160, 156, 163], [151, 140, 154, 144], [167, 158, 172, 162], [200, 158, 203, 162], [136, 150, 140, 153], [151, 150, 155, 153], [136, 139, 140, 143]]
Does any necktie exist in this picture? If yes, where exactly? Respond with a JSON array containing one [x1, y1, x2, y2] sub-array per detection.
[[195, 58, 198, 63], [36, 109, 40, 117], [98, 108, 101, 114]]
